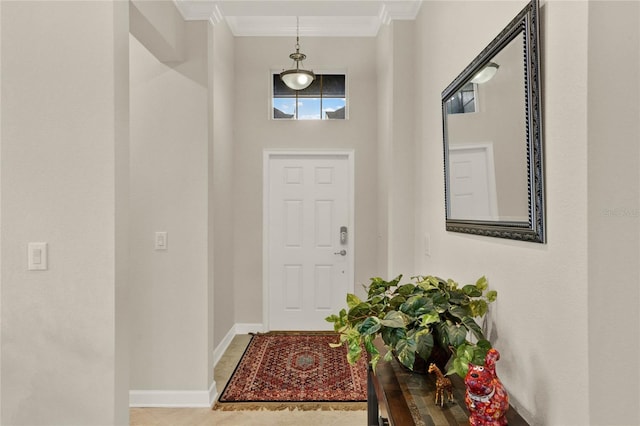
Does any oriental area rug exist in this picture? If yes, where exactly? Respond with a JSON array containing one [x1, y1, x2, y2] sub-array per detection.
[[213, 331, 368, 411]]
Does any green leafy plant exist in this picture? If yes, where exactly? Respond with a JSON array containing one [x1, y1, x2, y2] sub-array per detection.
[[326, 275, 497, 377]]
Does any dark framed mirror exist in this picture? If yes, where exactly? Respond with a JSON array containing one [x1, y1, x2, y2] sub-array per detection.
[[442, 0, 544, 243]]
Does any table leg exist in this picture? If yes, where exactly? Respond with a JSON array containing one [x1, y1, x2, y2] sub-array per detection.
[[367, 367, 379, 426]]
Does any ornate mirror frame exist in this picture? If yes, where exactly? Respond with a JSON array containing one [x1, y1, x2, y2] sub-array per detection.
[[442, 0, 544, 243]]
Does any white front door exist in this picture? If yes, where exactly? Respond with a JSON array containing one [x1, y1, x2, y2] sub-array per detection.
[[264, 152, 354, 330]]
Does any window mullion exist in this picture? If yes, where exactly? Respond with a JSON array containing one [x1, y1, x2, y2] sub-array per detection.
[[320, 75, 324, 120], [272, 73, 345, 120]]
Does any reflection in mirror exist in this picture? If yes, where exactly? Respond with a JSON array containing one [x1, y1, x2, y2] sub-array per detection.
[[445, 83, 477, 114], [442, 0, 544, 242], [447, 32, 527, 222]]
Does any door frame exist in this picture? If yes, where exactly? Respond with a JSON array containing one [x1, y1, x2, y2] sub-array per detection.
[[262, 150, 355, 331]]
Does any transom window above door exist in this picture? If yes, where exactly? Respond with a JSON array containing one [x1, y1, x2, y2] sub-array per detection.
[[272, 73, 346, 120]]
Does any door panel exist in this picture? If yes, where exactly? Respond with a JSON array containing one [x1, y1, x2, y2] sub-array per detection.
[[449, 145, 498, 221], [265, 153, 353, 330]]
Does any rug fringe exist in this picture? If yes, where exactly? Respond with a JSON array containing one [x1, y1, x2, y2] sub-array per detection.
[[212, 401, 366, 412], [254, 330, 339, 336]]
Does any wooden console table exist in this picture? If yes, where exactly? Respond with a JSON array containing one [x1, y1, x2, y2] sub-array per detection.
[[367, 344, 529, 425]]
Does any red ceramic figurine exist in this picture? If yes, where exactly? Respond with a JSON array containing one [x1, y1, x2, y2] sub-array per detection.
[[464, 348, 509, 425]]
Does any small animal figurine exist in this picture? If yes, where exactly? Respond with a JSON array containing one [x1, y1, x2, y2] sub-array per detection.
[[428, 363, 453, 407], [464, 348, 509, 425]]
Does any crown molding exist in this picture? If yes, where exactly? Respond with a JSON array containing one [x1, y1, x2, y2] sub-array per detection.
[[173, 1, 422, 36], [226, 16, 381, 37], [379, 1, 423, 26], [173, 1, 209, 20]]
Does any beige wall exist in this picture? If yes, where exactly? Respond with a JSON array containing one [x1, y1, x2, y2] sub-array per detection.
[[376, 22, 392, 279], [129, 0, 185, 63], [210, 21, 236, 350], [587, 1, 640, 423], [129, 19, 211, 394], [415, 1, 589, 423], [0, 2, 130, 424], [414, 0, 640, 424], [232, 36, 380, 319], [129, 2, 237, 396], [377, 21, 417, 278]]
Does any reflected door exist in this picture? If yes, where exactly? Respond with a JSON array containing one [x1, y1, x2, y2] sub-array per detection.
[[266, 153, 353, 330], [449, 145, 498, 221]]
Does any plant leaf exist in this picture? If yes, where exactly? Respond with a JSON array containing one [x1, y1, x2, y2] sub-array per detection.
[[325, 314, 340, 323], [414, 328, 434, 361], [456, 342, 475, 361], [419, 311, 440, 326], [384, 274, 403, 287], [389, 294, 407, 310], [346, 339, 362, 364], [446, 278, 459, 290], [380, 311, 406, 328], [395, 338, 417, 370], [469, 299, 488, 317], [368, 277, 392, 297], [400, 295, 433, 317], [448, 305, 468, 320], [430, 291, 450, 313], [416, 275, 440, 291], [473, 339, 492, 362], [363, 335, 378, 356], [462, 316, 485, 340], [462, 284, 482, 297], [475, 276, 489, 291], [369, 353, 381, 372], [444, 322, 467, 347], [347, 302, 372, 322], [472, 339, 493, 365], [346, 293, 362, 309], [369, 295, 385, 305], [381, 326, 406, 347], [396, 284, 416, 296], [369, 275, 402, 294], [448, 355, 469, 377], [358, 316, 382, 335]]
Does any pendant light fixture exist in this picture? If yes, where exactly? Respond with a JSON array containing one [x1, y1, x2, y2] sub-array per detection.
[[280, 17, 315, 91], [470, 62, 499, 84]]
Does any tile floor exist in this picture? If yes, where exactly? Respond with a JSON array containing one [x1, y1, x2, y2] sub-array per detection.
[[130, 334, 367, 426]]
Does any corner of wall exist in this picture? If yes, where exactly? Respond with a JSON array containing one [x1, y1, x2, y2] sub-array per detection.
[[129, 0, 186, 62]]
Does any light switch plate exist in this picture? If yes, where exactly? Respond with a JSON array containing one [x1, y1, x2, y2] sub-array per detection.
[[28, 242, 48, 271], [424, 233, 431, 257], [155, 232, 168, 250]]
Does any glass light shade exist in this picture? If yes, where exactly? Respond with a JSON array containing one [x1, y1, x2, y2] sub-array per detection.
[[470, 62, 499, 84], [280, 69, 315, 90]]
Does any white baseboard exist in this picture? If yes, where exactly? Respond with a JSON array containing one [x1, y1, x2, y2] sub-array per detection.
[[130, 323, 265, 408], [234, 323, 265, 335], [213, 326, 237, 367], [130, 381, 217, 408], [213, 323, 264, 367]]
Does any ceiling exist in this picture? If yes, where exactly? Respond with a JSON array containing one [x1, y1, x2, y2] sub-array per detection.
[[173, 0, 423, 37]]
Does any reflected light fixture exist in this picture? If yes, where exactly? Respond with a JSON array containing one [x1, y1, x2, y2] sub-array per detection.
[[280, 17, 315, 91], [470, 62, 499, 84]]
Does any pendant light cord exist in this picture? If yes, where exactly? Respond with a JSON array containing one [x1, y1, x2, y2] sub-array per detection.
[[295, 16, 300, 51]]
